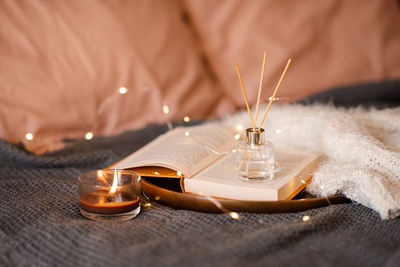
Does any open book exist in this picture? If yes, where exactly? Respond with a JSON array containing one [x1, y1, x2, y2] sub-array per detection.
[[111, 123, 320, 201]]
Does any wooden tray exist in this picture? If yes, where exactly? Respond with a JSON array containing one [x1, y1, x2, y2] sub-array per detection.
[[142, 177, 349, 213]]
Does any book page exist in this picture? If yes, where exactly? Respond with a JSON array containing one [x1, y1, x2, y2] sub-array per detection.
[[184, 147, 319, 200], [112, 123, 235, 177]]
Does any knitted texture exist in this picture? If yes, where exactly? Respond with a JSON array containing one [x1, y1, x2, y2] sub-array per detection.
[[1, 123, 400, 267], [224, 104, 400, 219]]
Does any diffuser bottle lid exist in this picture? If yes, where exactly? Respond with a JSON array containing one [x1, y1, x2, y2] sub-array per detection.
[[246, 128, 265, 145]]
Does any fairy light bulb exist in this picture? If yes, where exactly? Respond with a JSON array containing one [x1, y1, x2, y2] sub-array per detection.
[[184, 116, 190, 122], [275, 129, 282, 134], [177, 171, 182, 176], [119, 87, 128, 94], [185, 131, 190, 137], [302, 215, 310, 222], [25, 133, 34, 141], [143, 202, 152, 208], [163, 104, 173, 130], [234, 133, 241, 140], [229, 212, 240, 220], [162, 104, 169, 114], [236, 124, 244, 131], [85, 132, 94, 140]]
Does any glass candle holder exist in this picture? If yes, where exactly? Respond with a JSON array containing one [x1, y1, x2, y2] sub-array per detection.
[[236, 128, 278, 181], [78, 169, 141, 221]]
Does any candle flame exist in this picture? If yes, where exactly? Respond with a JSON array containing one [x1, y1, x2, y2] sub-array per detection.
[[109, 169, 118, 194]]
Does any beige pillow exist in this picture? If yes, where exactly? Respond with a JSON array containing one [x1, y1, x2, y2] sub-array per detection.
[[183, 0, 400, 105], [0, 0, 233, 153]]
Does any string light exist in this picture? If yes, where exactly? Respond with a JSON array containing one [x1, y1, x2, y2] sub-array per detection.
[[185, 131, 190, 137], [143, 202, 152, 208], [302, 215, 310, 222], [119, 87, 128, 94], [85, 132, 94, 140], [184, 116, 190, 122], [234, 133, 241, 140], [301, 179, 307, 184], [162, 104, 173, 130], [229, 212, 240, 220], [20, 86, 177, 143], [162, 104, 170, 114], [25, 133, 34, 141], [197, 192, 241, 221], [236, 124, 244, 131], [275, 129, 282, 134], [154, 171, 160, 175], [177, 171, 182, 176]]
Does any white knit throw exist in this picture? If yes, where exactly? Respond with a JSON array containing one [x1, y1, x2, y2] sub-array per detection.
[[223, 104, 400, 219]]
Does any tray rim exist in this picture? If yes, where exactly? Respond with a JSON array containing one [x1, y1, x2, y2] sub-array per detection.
[[141, 178, 348, 213]]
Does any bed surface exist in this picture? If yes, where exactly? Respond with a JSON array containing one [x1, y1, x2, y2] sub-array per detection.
[[1, 95, 400, 266], [1, 125, 400, 267], [1, 82, 400, 266]]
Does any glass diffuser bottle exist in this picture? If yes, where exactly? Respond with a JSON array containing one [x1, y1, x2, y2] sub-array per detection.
[[237, 128, 276, 181], [234, 52, 291, 181]]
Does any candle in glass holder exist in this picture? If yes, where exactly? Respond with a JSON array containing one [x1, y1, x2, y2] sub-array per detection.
[[78, 169, 141, 221]]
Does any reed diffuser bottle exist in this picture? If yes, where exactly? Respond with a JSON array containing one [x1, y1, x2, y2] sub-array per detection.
[[237, 128, 276, 180], [234, 49, 291, 181]]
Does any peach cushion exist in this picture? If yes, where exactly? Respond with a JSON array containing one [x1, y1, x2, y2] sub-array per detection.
[[183, 0, 400, 106], [0, 0, 233, 153], [2, 0, 400, 153]]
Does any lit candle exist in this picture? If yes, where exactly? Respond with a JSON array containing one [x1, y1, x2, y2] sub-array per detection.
[[78, 170, 141, 220]]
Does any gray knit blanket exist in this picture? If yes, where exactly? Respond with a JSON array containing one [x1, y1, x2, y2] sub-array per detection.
[[1, 123, 400, 267]]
